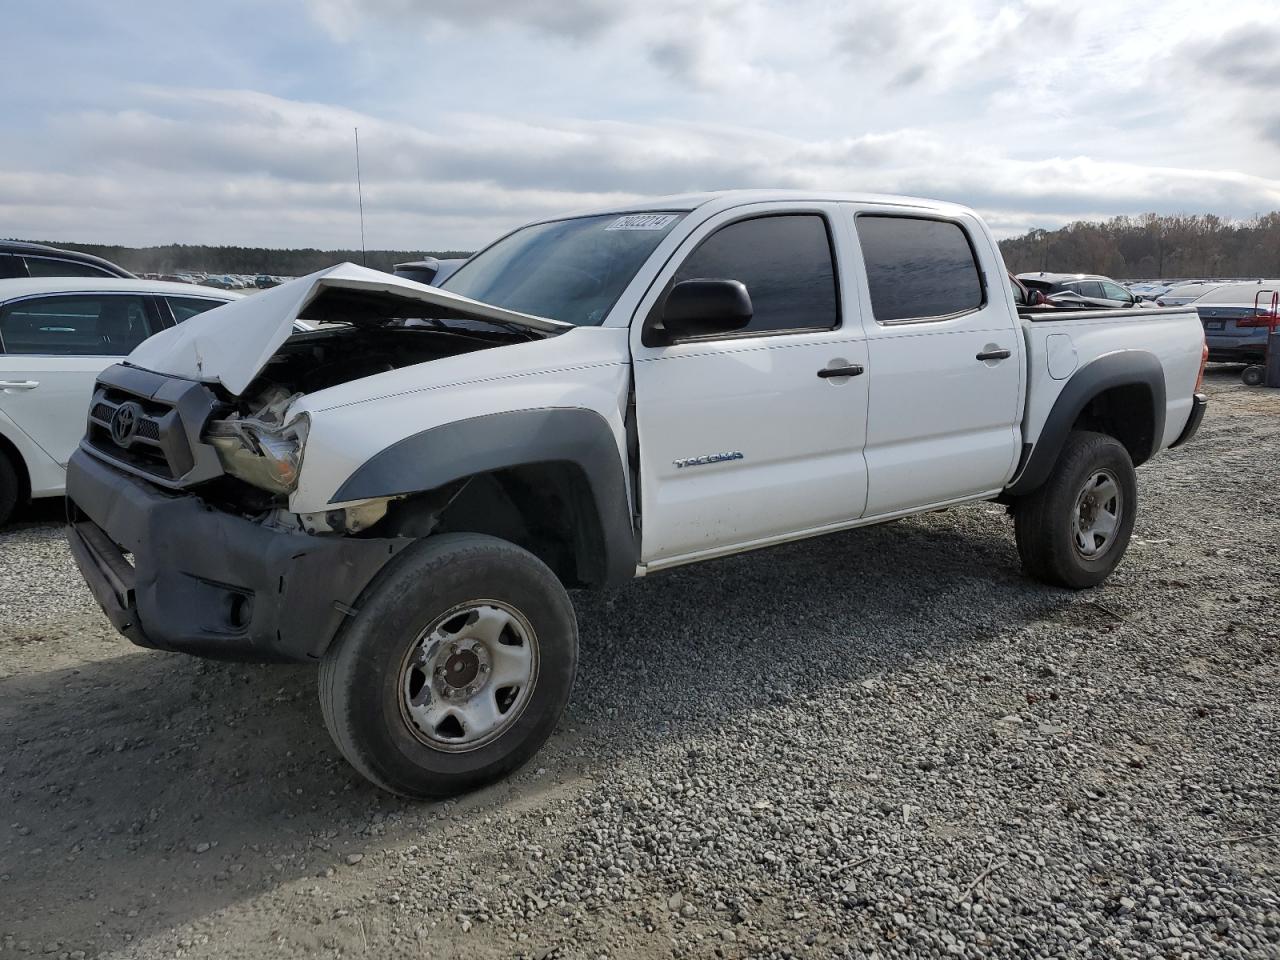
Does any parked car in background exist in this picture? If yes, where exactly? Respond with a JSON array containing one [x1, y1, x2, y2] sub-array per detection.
[[1009, 272, 1051, 309], [0, 278, 238, 525], [1155, 281, 1233, 307], [1018, 273, 1149, 310], [393, 257, 468, 286], [1192, 280, 1280, 362], [1126, 281, 1174, 301], [0, 241, 134, 280]]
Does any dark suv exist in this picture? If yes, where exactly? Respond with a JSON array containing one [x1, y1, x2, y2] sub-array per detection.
[[0, 241, 134, 280], [1016, 272, 1144, 310]]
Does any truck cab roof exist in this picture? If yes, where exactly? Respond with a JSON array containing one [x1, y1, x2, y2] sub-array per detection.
[[560, 189, 975, 220]]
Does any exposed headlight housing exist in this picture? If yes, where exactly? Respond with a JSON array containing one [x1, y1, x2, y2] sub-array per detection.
[[207, 412, 310, 496]]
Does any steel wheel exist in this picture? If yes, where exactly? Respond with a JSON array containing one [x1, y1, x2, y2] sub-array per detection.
[[398, 600, 540, 753], [1072, 469, 1122, 560]]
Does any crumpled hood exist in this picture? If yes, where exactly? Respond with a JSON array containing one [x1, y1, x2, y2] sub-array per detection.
[[124, 262, 568, 396]]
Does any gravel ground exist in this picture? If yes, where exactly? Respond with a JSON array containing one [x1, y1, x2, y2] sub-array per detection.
[[1, 368, 1278, 960]]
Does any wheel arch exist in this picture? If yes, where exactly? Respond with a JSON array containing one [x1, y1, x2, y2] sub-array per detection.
[[332, 408, 637, 588], [1006, 350, 1165, 496], [0, 427, 32, 505]]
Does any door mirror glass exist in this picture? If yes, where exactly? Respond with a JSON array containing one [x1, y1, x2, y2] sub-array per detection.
[[659, 279, 753, 341]]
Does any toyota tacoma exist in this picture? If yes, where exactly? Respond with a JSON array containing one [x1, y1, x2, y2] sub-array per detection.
[[66, 191, 1209, 797]]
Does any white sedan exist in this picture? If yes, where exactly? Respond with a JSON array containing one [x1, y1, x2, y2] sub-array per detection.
[[0, 277, 238, 524]]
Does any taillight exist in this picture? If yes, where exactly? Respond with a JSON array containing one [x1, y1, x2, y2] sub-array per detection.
[[1237, 314, 1280, 329], [1195, 341, 1208, 393]]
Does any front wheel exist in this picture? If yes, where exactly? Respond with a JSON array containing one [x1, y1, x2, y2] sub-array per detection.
[[0, 453, 17, 527], [1013, 430, 1138, 589], [319, 533, 578, 797]]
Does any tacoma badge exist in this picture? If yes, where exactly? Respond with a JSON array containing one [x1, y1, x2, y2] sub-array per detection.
[[673, 451, 744, 469]]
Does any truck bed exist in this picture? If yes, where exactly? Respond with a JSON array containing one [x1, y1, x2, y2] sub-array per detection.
[[1018, 305, 1205, 457]]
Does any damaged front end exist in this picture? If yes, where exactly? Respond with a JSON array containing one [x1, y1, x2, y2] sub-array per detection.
[[205, 387, 309, 497]]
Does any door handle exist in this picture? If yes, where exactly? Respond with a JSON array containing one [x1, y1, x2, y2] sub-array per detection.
[[0, 380, 39, 391], [975, 349, 1011, 362], [817, 364, 864, 379]]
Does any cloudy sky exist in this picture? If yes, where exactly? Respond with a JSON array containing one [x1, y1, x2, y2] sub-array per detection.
[[5, 0, 1279, 250]]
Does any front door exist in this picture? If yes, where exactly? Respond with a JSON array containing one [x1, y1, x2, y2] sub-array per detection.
[[631, 205, 870, 566]]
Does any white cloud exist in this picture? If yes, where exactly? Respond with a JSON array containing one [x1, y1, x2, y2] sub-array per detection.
[[2, 0, 1278, 248]]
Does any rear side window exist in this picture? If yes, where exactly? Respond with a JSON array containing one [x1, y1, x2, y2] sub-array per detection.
[[670, 214, 839, 334], [0, 294, 157, 356], [855, 216, 983, 322], [166, 296, 228, 322], [23, 256, 115, 279]]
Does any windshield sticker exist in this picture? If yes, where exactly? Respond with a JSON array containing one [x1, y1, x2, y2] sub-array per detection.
[[605, 213, 679, 231]]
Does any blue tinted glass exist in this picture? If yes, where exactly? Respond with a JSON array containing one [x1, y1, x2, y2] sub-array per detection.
[[856, 216, 982, 322], [442, 213, 684, 326]]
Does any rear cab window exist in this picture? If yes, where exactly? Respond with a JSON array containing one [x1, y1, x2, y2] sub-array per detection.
[[854, 215, 984, 322]]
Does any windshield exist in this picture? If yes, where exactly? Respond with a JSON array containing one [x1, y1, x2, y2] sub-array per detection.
[[440, 212, 685, 326]]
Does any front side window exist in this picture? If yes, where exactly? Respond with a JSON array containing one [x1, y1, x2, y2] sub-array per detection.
[[668, 214, 839, 334], [166, 295, 229, 322], [0, 294, 156, 356], [855, 216, 983, 323], [441, 212, 685, 326], [23, 256, 115, 279]]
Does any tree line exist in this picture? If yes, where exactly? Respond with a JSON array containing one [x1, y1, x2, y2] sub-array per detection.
[[14, 241, 474, 277], [23, 210, 1280, 281], [998, 212, 1280, 280]]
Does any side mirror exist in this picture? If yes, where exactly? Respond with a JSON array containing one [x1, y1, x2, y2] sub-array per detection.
[[657, 279, 753, 342]]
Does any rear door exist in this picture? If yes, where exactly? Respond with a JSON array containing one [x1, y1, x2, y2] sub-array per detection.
[[631, 204, 870, 564], [848, 208, 1023, 516], [0, 292, 163, 466]]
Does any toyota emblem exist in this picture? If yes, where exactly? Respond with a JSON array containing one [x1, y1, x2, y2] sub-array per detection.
[[110, 401, 143, 448]]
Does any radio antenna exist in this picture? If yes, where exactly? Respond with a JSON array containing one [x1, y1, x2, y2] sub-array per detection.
[[354, 127, 367, 265]]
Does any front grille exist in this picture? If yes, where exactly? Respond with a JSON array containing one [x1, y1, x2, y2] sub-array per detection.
[[86, 391, 178, 479], [81, 363, 229, 489]]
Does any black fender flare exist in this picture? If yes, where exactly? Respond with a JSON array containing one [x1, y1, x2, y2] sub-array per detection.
[[1006, 350, 1165, 496], [331, 407, 637, 587]]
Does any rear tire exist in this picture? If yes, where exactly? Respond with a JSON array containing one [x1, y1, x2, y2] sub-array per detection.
[[1242, 365, 1265, 386], [319, 533, 578, 798], [1014, 430, 1137, 589], [0, 454, 19, 528]]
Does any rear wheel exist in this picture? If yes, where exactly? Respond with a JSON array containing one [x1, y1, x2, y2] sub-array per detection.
[[1242, 364, 1265, 386], [319, 533, 577, 798], [1014, 430, 1137, 589], [0, 453, 19, 528]]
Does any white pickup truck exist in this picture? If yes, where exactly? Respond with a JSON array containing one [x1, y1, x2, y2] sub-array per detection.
[[66, 190, 1208, 797]]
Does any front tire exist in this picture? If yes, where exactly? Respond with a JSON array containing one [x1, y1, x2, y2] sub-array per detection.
[[0, 453, 19, 528], [1014, 430, 1137, 589], [319, 533, 578, 798]]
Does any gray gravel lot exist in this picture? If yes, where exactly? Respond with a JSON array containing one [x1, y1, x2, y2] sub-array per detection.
[[1, 369, 1278, 960]]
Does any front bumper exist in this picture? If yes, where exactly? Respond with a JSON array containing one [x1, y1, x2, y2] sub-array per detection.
[[66, 449, 408, 662]]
